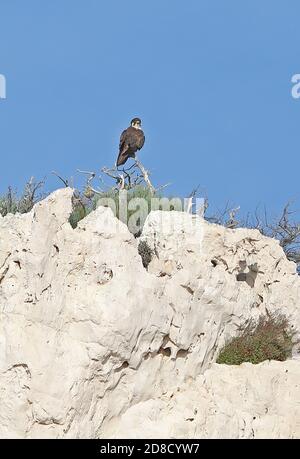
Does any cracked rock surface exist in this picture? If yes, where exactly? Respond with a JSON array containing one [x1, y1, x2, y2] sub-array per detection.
[[0, 188, 299, 438]]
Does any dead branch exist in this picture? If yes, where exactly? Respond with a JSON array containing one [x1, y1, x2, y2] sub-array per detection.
[[18, 177, 46, 213], [134, 159, 155, 194], [76, 169, 104, 196], [155, 182, 172, 192], [77, 169, 96, 182], [101, 167, 120, 181], [197, 197, 209, 218], [101, 159, 164, 194], [263, 202, 300, 265], [226, 206, 240, 229], [52, 171, 69, 187], [185, 184, 201, 214]]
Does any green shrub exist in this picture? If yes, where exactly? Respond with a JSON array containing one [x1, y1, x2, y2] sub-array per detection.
[[217, 313, 295, 365], [68, 186, 159, 230], [67, 186, 155, 233], [93, 186, 178, 236], [0, 181, 183, 236], [68, 192, 91, 229], [69, 205, 88, 229], [94, 185, 156, 214]]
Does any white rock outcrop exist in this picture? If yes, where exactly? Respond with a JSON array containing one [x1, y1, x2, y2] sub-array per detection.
[[102, 360, 300, 439], [0, 188, 299, 438]]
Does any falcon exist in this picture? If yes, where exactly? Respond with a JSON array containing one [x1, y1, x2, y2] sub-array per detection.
[[116, 117, 145, 167]]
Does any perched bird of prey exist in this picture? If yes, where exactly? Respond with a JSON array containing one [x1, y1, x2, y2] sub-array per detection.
[[116, 117, 145, 167]]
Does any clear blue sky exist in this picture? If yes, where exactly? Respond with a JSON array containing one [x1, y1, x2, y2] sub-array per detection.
[[0, 0, 299, 217]]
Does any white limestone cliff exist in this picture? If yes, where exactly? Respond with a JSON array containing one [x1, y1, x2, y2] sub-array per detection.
[[0, 188, 299, 438]]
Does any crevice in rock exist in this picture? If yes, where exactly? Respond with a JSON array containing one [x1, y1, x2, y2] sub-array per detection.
[[180, 284, 194, 295], [158, 271, 171, 278], [0, 267, 9, 284], [97, 265, 113, 285], [0, 252, 11, 270], [6, 363, 31, 379], [158, 346, 171, 357], [114, 361, 129, 373], [176, 349, 189, 359], [236, 262, 258, 288], [210, 256, 231, 271], [41, 284, 51, 294]]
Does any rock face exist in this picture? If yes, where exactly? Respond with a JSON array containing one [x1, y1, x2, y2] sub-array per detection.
[[102, 360, 300, 439], [0, 188, 299, 438]]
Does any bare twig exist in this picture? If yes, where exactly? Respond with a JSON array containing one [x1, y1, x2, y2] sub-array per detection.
[[155, 182, 172, 192], [185, 184, 201, 213], [102, 159, 162, 194], [76, 169, 104, 196], [52, 171, 69, 187], [77, 169, 96, 181], [134, 159, 155, 193], [226, 206, 240, 228]]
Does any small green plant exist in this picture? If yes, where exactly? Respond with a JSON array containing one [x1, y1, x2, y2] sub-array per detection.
[[217, 313, 295, 365], [138, 240, 153, 268], [93, 186, 166, 236], [94, 185, 156, 214], [68, 194, 90, 229], [68, 205, 88, 229], [66, 186, 157, 231]]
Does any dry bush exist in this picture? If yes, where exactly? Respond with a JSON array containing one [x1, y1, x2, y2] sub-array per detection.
[[205, 202, 300, 273], [0, 178, 45, 216]]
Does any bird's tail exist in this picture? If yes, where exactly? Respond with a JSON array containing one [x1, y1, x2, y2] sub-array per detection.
[[116, 156, 125, 167], [116, 149, 129, 167]]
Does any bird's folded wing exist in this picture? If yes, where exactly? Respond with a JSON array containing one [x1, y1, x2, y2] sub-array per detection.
[[137, 131, 145, 150], [119, 129, 128, 150]]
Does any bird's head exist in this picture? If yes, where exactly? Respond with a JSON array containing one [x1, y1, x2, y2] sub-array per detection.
[[130, 117, 142, 130]]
